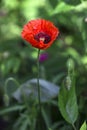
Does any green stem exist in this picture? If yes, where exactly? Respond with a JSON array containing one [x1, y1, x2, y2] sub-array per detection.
[[37, 49, 41, 113], [4, 77, 20, 106], [4, 77, 20, 93], [72, 123, 77, 130], [37, 49, 42, 130]]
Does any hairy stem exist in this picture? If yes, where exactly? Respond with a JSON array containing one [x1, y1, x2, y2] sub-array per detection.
[[37, 49, 42, 130], [37, 49, 41, 113]]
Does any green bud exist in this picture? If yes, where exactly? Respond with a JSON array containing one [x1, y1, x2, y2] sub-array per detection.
[[66, 58, 74, 72], [65, 76, 71, 90]]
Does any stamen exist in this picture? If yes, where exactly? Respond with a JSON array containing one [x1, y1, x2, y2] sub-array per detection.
[[34, 32, 51, 44], [39, 37, 45, 42]]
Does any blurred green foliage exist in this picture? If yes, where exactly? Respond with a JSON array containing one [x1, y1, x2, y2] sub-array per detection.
[[80, 121, 87, 130], [0, 0, 87, 130]]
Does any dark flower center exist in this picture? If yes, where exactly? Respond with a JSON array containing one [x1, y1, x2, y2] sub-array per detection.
[[34, 32, 51, 44]]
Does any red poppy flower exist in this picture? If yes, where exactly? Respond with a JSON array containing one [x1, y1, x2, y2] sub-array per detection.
[[21, 19, 59, 49]]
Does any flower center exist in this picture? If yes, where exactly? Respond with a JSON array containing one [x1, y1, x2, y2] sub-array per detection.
[[34, 32, 51, 44]]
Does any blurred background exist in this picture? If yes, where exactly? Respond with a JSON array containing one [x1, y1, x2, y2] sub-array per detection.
[[0, 0, 87, 130]]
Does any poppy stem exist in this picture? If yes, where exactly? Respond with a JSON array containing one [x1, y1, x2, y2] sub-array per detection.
[[37, 49, 42, 114]]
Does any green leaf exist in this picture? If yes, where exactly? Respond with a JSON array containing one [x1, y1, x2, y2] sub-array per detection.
[[42, 107, 51, 129], [52, 1, 87, 15], [58, 78, 78, 124], [19, 119, 29, 130], [80, 121, 87, 130], [52, 2, 74, 15], [0, 105, 25, 115]]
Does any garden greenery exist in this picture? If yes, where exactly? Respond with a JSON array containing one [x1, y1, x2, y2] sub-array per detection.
[[0, 0, 87, 130]]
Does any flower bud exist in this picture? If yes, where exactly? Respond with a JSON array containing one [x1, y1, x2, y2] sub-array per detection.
[[65, 76, 72, 90], [66, 58, 74, 73]]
